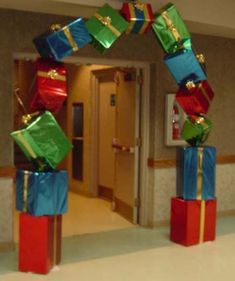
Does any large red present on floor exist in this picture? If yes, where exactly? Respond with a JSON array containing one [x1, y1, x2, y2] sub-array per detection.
[[19, 213, 62, 274], [170, 197, 216, 246], [176, 80, 214, 115], [30, 58, 67, 113]]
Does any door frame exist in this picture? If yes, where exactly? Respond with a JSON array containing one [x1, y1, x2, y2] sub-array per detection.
[[13, 53, 151, 227]]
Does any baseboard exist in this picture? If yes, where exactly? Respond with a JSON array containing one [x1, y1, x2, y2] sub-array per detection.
[[114, 197, 133, 223], [0, 242, 15, 252], [98, 185, 113, 201]]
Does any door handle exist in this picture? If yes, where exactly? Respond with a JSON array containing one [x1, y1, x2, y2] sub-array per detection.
[[112, 138, 134, 153]]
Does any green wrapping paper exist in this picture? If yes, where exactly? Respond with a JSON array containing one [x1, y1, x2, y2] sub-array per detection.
[[152, 3, 191, 53], [181, 116, 212, 146], [85, 3, 128, 53], [11, 111, 72, 171]]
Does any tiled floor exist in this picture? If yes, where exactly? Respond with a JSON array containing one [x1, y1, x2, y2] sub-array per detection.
[[1, 192, 235, 281]]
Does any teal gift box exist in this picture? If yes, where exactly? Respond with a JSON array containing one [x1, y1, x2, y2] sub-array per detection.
[[176, 146, 216, 200], [11, 111, 72, 171], [16, 170, 68, 216], [86, 3, 128, 53]]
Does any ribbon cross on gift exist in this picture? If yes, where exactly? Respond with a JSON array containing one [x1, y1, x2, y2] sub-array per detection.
[[94, 13, 121, 37], [161, 11, 181, 41]]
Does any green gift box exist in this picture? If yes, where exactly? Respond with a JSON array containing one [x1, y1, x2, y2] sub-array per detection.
[[11, 111, 72, 171], [181, 116, 212, 146], [85, 3, 128, 53], [152, 3, 191, 53]]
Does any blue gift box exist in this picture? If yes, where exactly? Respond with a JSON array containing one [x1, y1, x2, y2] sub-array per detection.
[[33, 17, 92, 61], [16, 170, 68, 216], [176, 146, 216, 200], [164, 49, 206, 85]]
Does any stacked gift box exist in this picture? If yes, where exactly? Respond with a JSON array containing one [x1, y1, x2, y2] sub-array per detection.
[[11, 58, 72, 274], [151, 3, 217, 246]]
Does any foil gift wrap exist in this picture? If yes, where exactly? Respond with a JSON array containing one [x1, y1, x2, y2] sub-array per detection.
[[120, 2, 154, 34], [30, 58, 67, 113], [181, 115, 212, 146], [19, 213, 62, 274], [85, 3, 128, 53], [11, 111, 72, 171], [16, 170, 68, 216], [164, 49, 206, 85], [170, 197, 217, 246], [176, 80, 214, 115], [152, 3, 191, 53], [33, 18, 92, 61], [176, 146, 216, 200]]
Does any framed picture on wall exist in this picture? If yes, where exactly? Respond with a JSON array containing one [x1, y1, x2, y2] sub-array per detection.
[[165, 93, 187, 146]]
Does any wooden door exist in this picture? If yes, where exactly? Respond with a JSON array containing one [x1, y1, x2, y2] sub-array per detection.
[[113, 69, 140, 223]]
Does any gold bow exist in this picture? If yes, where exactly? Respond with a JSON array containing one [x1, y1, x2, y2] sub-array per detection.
[[94, 13, 121, 37], [196, 54, 205, 64], [134, 1, 144, 11], [21, 112, 40, 125], [37, 70, 66, 81], [186, 81, 196, 90]]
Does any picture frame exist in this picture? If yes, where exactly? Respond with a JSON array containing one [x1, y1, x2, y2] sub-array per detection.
[[165, 93, 187, 146]]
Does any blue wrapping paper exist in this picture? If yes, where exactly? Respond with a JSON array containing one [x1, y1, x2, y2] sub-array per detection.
[[164, 49, 206, 85], [176, 146, 216, 200], [16, 170, 68, 216], [33, 18, 92, 61]]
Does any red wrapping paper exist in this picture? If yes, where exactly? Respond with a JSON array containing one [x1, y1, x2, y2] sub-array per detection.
[[30, 58, 67, 113], [176, 80, 214, 115], [19, 213, 62, 274], [170, 197, 216, 246], [121, 3, 154, 34]]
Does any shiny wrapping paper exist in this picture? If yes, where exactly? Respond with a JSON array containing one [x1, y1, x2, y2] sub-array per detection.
[[16, 170, 68, 216], [11, 111, 72, 171], [33, 17, 92, 61], [152, 3, 191, 53], [176, 146, 216, 200], [181, 116, 212, 146], [176, 80, 214, 115], [164, 49, 206, 85], [120, 2, 154, 34], [30, 58, 67, 113], [19, 213, 62, 274], [170, 197, 217, 246], [85, 3, 128, 53]]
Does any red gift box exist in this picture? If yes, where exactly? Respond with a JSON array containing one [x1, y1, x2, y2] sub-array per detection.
[[19, 213, 62, 274], [121, 2, 154, 34], [170, 197, 216, 246], [176, 80, 214, 115], [30, 58, 67, 113]]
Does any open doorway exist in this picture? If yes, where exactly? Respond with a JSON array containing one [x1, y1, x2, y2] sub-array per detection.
[[12, 55, 150, 242]]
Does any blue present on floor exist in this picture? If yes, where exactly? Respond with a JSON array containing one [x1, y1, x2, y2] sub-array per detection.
[[33, 17, 92, 61], [164, 49, 206, 85], [16, 170, 68, 216], [176, 146, 216, 200]]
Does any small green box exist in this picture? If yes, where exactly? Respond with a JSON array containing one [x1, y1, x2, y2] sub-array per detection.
[[11, 111, 72, 171], [181, 116, 212, 146], [86, 3, 128, 53], [152, 3, 191, 53]]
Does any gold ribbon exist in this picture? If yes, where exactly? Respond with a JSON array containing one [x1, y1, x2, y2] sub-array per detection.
[[51, 24, 78, 52], [23, 171, 30, 212], [196, 147, 203, 200], [198, 83, 211, 105], [126, 3, 151, 34], [17, 132, 38, 159], [161, 11, 181, 41], [37, 70, 66, 81], [21, 112, 40, 125], [196, 54, 205, 64], [62, 26, 79, 52], [53, 215, 58, 266], [94, 13, 121, 37], [199, 200, 206, 243], [195, 116, 209, 130]]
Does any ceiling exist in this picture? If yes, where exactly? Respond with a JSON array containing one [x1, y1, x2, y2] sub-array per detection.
[[0, 0, 235, 38]]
